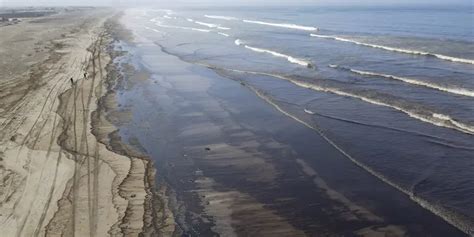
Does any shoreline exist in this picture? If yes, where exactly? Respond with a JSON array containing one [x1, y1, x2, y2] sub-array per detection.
[[95, 15, 176, 235], [0, 8, 173, 236], [0, 6, 471, 236], [113, 8, 469, 236], [156, 39, 472, 235]]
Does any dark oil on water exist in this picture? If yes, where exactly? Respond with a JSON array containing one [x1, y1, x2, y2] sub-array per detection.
[[108, 6, 473, 236]]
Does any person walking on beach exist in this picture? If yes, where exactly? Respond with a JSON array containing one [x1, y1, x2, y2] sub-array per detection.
[[70, 77, 74, 86], [84, 72, 87, 79]]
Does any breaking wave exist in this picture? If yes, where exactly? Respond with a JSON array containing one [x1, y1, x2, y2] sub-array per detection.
[[218, 67, 474, 135], [311, 34, 474, 65], [155, 44, 474, 236], [239, 83, 474, 236], [301, 108, 474, 150], [291, 81, 474, 135], [234, 39, 312, 67], [234, 39, 243, 46], [243, 20, 318, 31], [218, 32, 229, 37], [153, 43, 474, 234], [194, 21, 231, 30], [154, 21, 211, 33], [204, 15, 238, 20], [330, 65, 474, 97]]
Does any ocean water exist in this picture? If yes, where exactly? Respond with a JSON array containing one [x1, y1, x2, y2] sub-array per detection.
[[116, 5, 474, 236]]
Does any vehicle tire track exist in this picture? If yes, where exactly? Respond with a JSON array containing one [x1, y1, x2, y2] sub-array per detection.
[[1, 59, 79, 211], [14, 57, 83, 237], [27, 49, 95, 237]]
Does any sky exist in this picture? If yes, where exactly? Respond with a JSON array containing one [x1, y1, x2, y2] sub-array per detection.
[[1, 0, 473, 7]]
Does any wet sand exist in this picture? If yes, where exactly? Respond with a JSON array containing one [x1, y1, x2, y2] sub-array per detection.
[[108, 17, 467, 235], [0, 9, 173, 236], [0, 7, 468, 236]]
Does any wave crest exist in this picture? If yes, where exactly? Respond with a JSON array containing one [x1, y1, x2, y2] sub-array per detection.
[[243, 20, 318, 31], [311, 34, 474, 65], [241, 84, 473, 236], [330, 65, 474, 97], [234, 39, 312, 67], [204, 15, 238, 20], [219, 67, 474, 135], [194, 21, 231, 30], [154, 21, 211, 33], [183, 59, 474, 235]]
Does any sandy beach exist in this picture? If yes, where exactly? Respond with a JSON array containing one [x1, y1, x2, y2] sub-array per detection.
[[1, 5, 471, 236], [0, 8, 173, 236], [104, 8, 469, 236]]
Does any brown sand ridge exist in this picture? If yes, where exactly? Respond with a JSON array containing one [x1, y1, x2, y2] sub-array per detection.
[[0, 8, 174, 236]]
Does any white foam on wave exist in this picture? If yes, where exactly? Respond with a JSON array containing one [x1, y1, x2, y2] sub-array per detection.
[[247, 82, 474, 236], [304, 109, 315, 114], [311, 34, 474, 65], [244, 45, 311, 67], [293, 80, 474, 135], [189, 28, 211, 33], [163, 15, 172, 19], [221, 67, 474, 135], [412, 196, 473, 236], [332, 65, 474, 97], [218, 32, 229, 37], [154, 21, 211, 33], [194, 21, 217, 28], [241, 82, 415, 214], [204, 15, 238, 20], [243, 20, 318, 31], [186, 18, 194, 22], [304, 89, 474, 135], [197, 63, 474, 235], [234, 39, 311, 67], [194, 21, 231, 30], [234, 39, 243, 46]]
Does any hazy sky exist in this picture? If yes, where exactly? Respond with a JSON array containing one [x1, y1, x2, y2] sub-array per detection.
[[1, 0, 473, 7]]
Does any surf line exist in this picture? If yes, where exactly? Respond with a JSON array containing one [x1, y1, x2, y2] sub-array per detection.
[[204, 15, 239, 21], [329, 65, 474, 98], [186, 18, 231, 30], [217, 32, 229, 37], [243, 84, 473, 236], [243, 19, 318, 31], [154, 21, 211, 33], [153, 45, 472, 235], [214, 66, 474, 135], [208, 63, 473, 235], [203, 14, 319, 32], [193, 21, 231, 30], [234, 39, 313, 68], [311, 34, 474, 65]]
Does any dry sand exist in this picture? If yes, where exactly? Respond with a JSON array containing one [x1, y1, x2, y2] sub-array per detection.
[[0, 8, 173, 236]]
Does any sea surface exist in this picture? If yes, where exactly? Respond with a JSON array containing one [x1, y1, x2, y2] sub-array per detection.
[[114, 5, 474, 236]]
